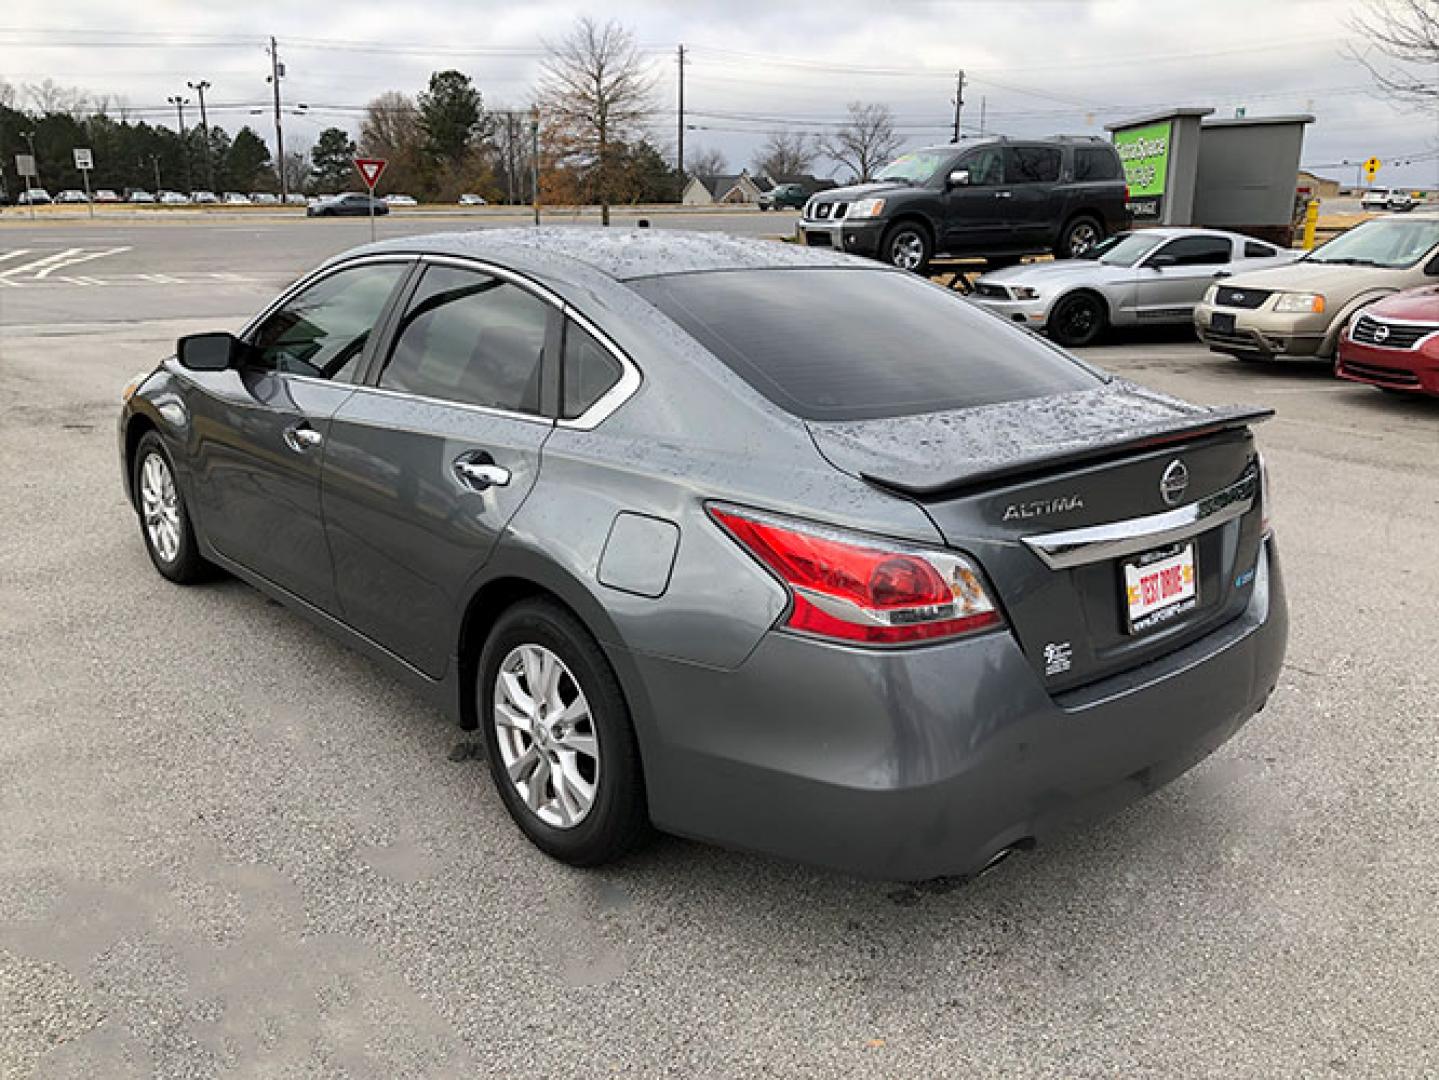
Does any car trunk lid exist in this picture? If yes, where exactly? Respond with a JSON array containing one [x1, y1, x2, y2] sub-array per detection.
[[807, 383, 1271, 692]]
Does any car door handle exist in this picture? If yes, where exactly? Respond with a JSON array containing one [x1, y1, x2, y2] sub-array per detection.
[[283, 424, 323, 452], [994, 190, 1013, 199], [453, 457, 511, 491]]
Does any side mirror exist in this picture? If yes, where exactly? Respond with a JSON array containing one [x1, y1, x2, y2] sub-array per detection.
[[176, 331, 246, 372], [947, 168, 971, 188], [1147, 254, 1177, 270]]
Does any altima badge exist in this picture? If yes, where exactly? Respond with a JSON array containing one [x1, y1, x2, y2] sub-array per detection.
[[1160, 460, 1189, 506]]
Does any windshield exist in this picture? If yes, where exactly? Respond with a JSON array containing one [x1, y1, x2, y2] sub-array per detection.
[[1087, 232, 1167, 267], [874, 151, 952, 185], [1306, 218, 1439, 269], [630, 269, 1102, 421]]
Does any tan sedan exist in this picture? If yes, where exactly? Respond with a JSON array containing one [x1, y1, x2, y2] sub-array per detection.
[[1194, 214, 1439, 361]]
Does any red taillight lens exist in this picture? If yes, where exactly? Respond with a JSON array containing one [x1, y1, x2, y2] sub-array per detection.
[[709, 505, 1002, 645]]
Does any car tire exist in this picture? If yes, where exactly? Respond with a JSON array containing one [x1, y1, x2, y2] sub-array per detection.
[[1056, 215, 1104, 258], [132, 432, 211, 584], [881, 221, 933, 274], [478, 599, 650, 867], [1046, 292, 1107, 348]]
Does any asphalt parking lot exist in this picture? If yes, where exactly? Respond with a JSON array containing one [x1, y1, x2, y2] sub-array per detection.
[[1, 218, 1437, 1078]]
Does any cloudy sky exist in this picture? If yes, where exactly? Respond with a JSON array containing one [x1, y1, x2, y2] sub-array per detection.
[[2, 0, 1436, 187]]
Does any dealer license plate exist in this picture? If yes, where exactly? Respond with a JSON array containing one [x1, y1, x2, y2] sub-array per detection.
[[1123, 542, 1198, 634], [1210, 312, 1236, 333]]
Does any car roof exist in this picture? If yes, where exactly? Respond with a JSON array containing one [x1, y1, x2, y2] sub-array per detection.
[[1125, 227, 1273, 243], [349, 227, 867, 283]]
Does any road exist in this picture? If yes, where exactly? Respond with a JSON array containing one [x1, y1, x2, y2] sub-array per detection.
[[0, 209, 798, 328], [1, 219, 1437, 1078]]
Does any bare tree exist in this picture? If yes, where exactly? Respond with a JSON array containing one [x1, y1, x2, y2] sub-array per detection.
[[359, 91, 427, 194], [539, 17, 657, 225], [821, 102, 905, 182], [1349, 0, 1439, 106], [492, 109, 535, 204], [688, 145, 728, 181], [751, 131, 817, 180], [25, 78, 89, 117]]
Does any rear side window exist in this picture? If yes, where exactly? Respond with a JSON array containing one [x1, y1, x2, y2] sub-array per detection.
[[561, 320, 623, 420], [630, 269, 1102, 422], [1074, 148, 1121, 182], [1245, 241, 1279, 258], [1004, 146, 1061, 184], [379, 265, 548, 413]]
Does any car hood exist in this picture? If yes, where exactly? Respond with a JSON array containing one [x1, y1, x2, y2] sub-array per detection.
[[806, 380, 1271, 497], [1221, 258, 1421, 297], [979, 260, 1129, 289], [815, 181, 914, 203], [1366, 283, 1439, 320]]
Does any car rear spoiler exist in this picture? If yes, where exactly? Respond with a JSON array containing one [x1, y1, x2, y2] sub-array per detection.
[[863, 407, 1275, 500]]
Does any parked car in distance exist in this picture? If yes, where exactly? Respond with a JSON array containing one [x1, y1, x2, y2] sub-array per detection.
[[798, 136, 1129, 272], [458, 193, 487, 206], [17, 188, 53, 205], [1195, 213, 1439, 362], [129, 190, 156, 204], [94, 189, 121, 203], [1336, 284, 1439, 397], [190, 190, 219, 205], [118, 228, 1285, 881], [222, 192, 252, 205], [971, 228, 1296, 346], [159, 190, 189, 205], [55, 189, 89, 204], [249, 192, 279, 206], [383, 193, 418, 207], [306, 192, 389, 217], [284, 193, 308, 206], [758, 183, 809, 211], [1361, 187, 1414, 213]]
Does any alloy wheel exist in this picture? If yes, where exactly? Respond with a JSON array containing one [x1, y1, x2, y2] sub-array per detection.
[[139, 452, 182, 564], [890, 231, 926, 271], [1067, 221, 1100, 256], [493, 644, 600, 829]]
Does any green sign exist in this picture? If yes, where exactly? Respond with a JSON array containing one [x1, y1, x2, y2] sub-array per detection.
[[1114, 120, 1172, 218]]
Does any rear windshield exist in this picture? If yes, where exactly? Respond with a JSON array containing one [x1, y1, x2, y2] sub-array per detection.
[[630, 268, 1103, 421]]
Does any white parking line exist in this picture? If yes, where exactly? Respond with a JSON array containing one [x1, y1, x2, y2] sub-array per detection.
[[33, 246, 131, 278], [0, 249, 34, 265]]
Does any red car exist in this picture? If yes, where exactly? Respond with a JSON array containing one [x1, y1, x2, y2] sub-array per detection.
[[1336, 286, 1439, 396]]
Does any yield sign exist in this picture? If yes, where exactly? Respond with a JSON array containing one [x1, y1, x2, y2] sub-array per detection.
[[353, 157, 387, 190]]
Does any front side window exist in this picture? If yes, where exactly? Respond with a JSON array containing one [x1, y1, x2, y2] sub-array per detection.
[[379, 265, 548, 413], [1152, 236, 1232, 266], [631, 268, 1101, 422], [247, 261, 407, 381], [960, 148, 1004, 187], [1094, 232, 1165, 267], [1004, 146, 1061, 184], [561, 321, 623, 420]]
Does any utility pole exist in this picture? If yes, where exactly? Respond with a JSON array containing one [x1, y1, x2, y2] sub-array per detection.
[[188, 79, 213, 190], [677, 44, 686, 187], [21, 130, 37, 219], [267, 37, 288, 201], [168, 95, 191, 191], [979, 96, 986, 137], [951, 70, 966, 143], [150, 153, 161, 194], [530, 106, 540, 227]]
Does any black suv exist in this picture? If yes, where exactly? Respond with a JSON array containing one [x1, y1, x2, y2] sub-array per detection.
[[797, 136, 1128, 273]]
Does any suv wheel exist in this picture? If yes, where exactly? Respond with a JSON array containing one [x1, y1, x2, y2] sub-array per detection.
[[479, 599, 649, 866], [882, 222, 932, 274], [1047, 292, 1107, 348], [1057, 215, 1103, 258]]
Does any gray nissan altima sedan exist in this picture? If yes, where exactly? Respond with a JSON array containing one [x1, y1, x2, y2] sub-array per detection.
[[118, 228, 1287, 881]]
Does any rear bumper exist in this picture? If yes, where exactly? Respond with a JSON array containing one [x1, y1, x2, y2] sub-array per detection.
[[1336, 337, 1439, 395], [796, 219, 882, 258], [631, 538, 1288, 881]]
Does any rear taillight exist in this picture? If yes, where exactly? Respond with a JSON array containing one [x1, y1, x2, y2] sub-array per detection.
[[1257, 452, 1273, 536], [709, 505, 1002, 645]]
